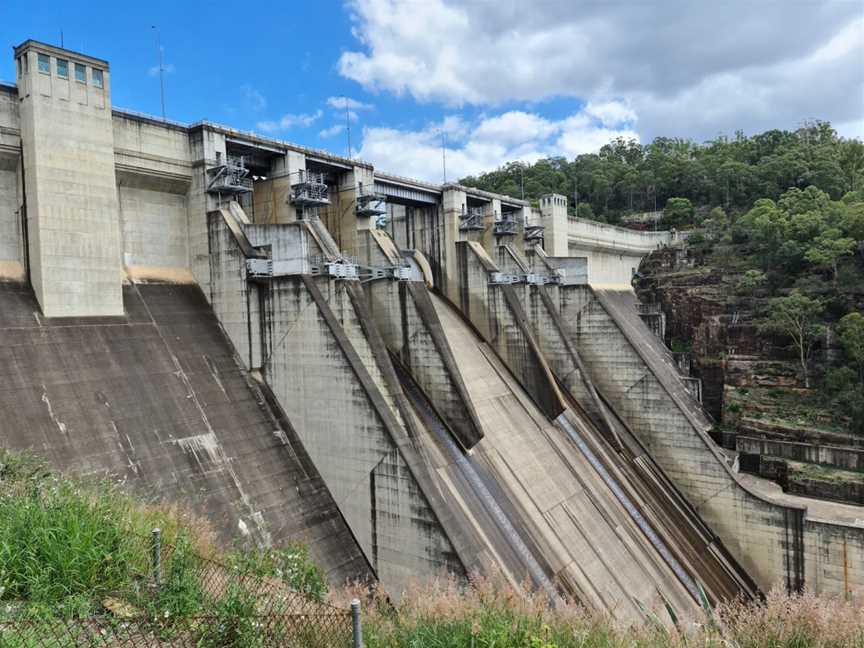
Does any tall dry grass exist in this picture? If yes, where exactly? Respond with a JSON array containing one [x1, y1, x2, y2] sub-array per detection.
[[337, 575, 864, 648]]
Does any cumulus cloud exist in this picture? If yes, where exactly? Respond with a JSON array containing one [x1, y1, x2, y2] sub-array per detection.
[[256, 110, 323, 133], [339, 0, 863, 141], [326, 96, 374, 111], [319, 124, 346, 138], [358, 103, 638, 182]]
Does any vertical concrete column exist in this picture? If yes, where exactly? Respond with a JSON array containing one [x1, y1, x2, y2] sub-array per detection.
[[0, 82, 22, 280], [441, 186, 466, 302], [480, 197, 500, 254], [539, 193, 569, 257], [510, 205, 530, 258], [324, 164, 373, 257], [15, 41, 123, 316], [186, 127, 228, 297], [353, 166, 376, 233], [254, 151, 305, 224]]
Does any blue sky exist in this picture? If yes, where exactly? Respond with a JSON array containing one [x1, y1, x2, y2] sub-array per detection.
[[2, 1, 862, 182]]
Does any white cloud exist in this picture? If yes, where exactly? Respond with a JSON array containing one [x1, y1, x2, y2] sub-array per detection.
[[319, 124, 346, 138], [339, 0, 863, 141], [358, 102, 638, 182], [241, 85, 267, 111], [147, 63, 175, 77], [326, 96, 374, 111], [583, 101, 637, 128], [257, 109, 323, 133]]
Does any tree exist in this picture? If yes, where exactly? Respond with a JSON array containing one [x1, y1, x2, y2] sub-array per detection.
[[758, 291, 824, 388], [703, 206, 729, 241], [736, 269, 767, 295], [574, 202, 596, 221], [663, 197, 694, 227], [804, 228, 856, 283], [838, 139, 864, 193], [837, 312, 864, 380]]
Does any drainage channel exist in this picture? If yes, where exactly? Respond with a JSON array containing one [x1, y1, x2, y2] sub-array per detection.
[[398, 369, 561, 604], [556, 414, 700, 600]]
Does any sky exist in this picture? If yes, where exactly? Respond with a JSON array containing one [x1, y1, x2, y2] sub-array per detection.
[[2, 0, 863, 182]]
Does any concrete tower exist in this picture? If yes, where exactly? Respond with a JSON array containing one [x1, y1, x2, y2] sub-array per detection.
[[539, 193, 568, 257], [14, 40, 122, 317]]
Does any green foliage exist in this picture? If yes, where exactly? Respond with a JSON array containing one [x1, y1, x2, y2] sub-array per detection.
[[822, 367, 864, 434], [663, 197, 694, 227], [758, 291, 824, 388], [198, 581, 263, 648], [0, 464, 140, 611], [154, 535, 205, 619], [736, 269, 767, 295], [573, 201, 595, 221], [460, 121, 861, 221], [0, 448, 335, 648], [227, 544, 328, 602], [837, 312, 864, 378], [805, 229, 856, 282], [703, 206, 729, 241]]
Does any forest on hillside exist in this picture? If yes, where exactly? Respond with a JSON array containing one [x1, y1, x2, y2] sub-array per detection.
[[459, 121, 863, 224], [461, 122, 864, 434]]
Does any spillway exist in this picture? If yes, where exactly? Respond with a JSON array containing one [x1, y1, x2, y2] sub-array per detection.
[[2, 38, 861, 616]]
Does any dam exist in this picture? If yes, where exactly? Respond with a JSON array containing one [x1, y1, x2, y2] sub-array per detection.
[[0, 39, 862, 618]]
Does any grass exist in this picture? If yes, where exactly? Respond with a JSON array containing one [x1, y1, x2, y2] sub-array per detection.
[[338, 577, 864, 648], [0, 449, 338, 648], [3, 449, 864, 647], [724, 384, 850, 436]]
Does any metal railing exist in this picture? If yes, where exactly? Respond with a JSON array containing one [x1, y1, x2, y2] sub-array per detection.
[[494, 214, 517, 236], [459, 207, 485, 231]]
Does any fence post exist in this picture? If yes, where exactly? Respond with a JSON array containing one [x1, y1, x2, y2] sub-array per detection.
[[351, 598, 363, 648], [151, 527, 162, 589]]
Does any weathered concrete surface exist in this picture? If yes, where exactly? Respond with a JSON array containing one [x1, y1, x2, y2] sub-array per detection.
[[561, 284, 864, 597], [0, 280, 371, 584], [454, 241, 566, 420], [365, 277, 484, 451], [448, 242, 756, 602], [206, 213, 469, 596], [15, 41, 123, 317], [118, 184, 189, 273], [0, 84, 22, 281], [427, 291, 702, 616]]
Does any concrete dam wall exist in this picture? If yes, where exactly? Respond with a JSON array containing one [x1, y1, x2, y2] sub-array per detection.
[[204, 206, 761, 616], [1, 38, 862, 622], [0, 279, 371, 584]]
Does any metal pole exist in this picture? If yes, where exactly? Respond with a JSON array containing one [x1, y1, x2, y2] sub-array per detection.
[[344, 96, 352, 159], [351, 598, 363, 648], [520, 164, 524, 200], [151, 527, 162, 589], [152, 26, 166, 119], [441, 130, 447, 184]]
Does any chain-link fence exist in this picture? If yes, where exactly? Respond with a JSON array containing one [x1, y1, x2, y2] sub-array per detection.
[[0, 531, 356, 647]]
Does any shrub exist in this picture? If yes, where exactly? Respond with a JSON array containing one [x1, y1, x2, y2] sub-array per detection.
[[228, 544, 328, 602]]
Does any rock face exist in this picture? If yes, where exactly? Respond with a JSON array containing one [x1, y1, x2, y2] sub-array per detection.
[[635, 245, 863, 505]]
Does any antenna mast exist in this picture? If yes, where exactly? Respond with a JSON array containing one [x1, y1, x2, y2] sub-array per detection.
[[343, 96, 352, 158], [442, 130, 447, 183], [151, 26, 166, 120]]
